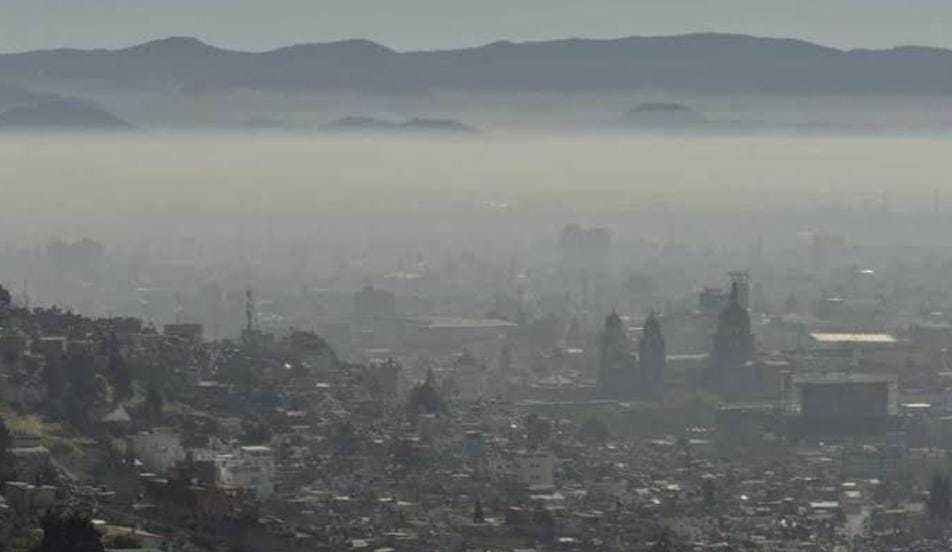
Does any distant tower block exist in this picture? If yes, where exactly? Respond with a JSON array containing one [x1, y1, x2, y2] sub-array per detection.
[[729, 271, 750, 310], [245, 288, 256, 333]]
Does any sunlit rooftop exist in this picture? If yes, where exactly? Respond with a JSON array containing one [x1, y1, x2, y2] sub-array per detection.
[[809, 332, 897, 344]]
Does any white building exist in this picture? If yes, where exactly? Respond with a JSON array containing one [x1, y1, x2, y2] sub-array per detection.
[[215, 446, 275, 499], [130, 429, 185, 473]]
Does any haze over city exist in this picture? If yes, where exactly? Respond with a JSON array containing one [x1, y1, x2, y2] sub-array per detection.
[[3, 3, 952, 552]]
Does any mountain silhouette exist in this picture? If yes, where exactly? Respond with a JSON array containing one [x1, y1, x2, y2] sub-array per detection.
[[0, 99, 133, 129], [2, 33, 952, 96], [323, 116, 477, 133]]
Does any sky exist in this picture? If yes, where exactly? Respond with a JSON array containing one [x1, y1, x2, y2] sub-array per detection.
[[1, 0, 950, 53]]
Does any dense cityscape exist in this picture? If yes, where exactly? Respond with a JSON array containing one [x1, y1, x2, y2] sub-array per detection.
[[3, 222, 952, 551], [6, 3, 952, 551]]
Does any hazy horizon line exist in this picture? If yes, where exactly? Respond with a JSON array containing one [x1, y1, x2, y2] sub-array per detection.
[[1, 30, 947, 57]]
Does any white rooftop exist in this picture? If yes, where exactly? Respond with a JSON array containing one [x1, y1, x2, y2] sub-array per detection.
[[240, 445, 272, 454], [793, 372, 896, 385], [419, 317, 518, 329], [809, 332, 898, 344]]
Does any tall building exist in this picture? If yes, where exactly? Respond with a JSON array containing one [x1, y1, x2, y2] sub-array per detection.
[[559, 224, 612, 270], [729, 271, 750, 310], [559, 224, 612, 312]]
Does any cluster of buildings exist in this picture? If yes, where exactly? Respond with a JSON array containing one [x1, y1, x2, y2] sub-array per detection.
[[7, 221, 952, 551]]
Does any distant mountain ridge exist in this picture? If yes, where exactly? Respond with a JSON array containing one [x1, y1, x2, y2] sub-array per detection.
[[618, 102, 706, 128], [0, 81, 132, 130], [0, 99, 133, 129], [324, 116, 477, 133], [3, 33, 952, 96]]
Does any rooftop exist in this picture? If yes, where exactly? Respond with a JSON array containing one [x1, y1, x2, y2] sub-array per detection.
[[809, 332, 898, 344], [415, 317, 518, 330], [793, 372, 897, 385], [240, 446, 273, 454]]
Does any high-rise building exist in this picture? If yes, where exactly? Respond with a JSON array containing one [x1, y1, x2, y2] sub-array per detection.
[[729, 271, 750, 311]]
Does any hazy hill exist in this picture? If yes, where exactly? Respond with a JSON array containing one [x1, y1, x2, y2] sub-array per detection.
[[4, 34, 952, 130], [0, 82, 43, 107], [323, 116, 477, 133], [619, 102, 706, 128], [2, 33, 952, 96], [0, 99, 133, 129]]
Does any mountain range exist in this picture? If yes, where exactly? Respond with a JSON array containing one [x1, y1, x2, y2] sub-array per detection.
[[1, 33, 951, 129], [2, 33, 951, 96], [0, 99, 132, 129]]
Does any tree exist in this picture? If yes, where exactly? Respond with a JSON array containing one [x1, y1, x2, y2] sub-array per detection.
[[67, 351, 100, 403], [0, 418, 15, 482], [32, 510, 105, 552], [34, 463, 59, 487], [649, 530, 676, 552], [144, 377, 164, 425], [42, 355, 67, 401], [104, 333, 131, 402], [928, 473, 951, 522], [63, 350, 103, 429], [0, 284, 11, 310], [364, 358, 401, 400], [286, 331, 338, 363], [219, 346, 258, 389], [473, 499, 485, 524]]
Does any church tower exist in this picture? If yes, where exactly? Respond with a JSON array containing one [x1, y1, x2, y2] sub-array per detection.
[[639, 311, 666, 396], [709, 282, 754, 395], [598, 311, 637, 397]]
